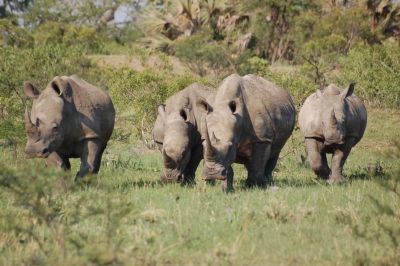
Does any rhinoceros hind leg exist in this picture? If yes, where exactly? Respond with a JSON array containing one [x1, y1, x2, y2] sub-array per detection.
[[46, 151, 71, 171], [75, 139, 102, 181], [264, 153, 280, 185], [305, 138, 330, 179]]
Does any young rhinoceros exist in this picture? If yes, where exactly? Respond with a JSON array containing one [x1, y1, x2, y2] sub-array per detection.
[[298, 83, 367, 183], [199, 74, 296, 190], [24, 75, 115, 180], [153, 83, 215, 183]]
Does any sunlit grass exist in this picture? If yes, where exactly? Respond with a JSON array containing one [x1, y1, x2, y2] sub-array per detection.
[[0, 108, 399, 265]]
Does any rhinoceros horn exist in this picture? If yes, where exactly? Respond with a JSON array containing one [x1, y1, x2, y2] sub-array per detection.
[[162, 148, 173, 165], [25, 106, 36, 132], [203, 120, 218, 160], [330, 110, 337, 127]]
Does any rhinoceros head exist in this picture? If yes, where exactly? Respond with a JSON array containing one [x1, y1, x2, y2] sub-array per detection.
[[24, 79, 67, 158], [200, 75, 243, 180], [317, 83, 355, 145], [158, 105, 193, 183]]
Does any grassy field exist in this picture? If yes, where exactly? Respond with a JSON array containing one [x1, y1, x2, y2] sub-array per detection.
[[0, 107, 399, 265]]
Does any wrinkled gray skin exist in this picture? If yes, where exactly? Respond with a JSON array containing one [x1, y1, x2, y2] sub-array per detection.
[[298, 83, 367, 183], [199, 74, 296, 190], [153, 83, 215, 183], [24, 75, 115, 181]]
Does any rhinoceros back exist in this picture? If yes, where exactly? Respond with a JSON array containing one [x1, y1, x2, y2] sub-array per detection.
[[241, 74, 296, 157], [344, 94, 367, 145], [59, 75, 115, 146]]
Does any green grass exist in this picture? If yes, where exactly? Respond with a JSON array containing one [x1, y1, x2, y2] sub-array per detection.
[[0, 108, 399, 265]]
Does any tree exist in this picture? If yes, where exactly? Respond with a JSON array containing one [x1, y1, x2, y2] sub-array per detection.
[[137, 0, 248, 51], [366, 0, 400, 39], [0, 0, 32, 19], [21, 0, 143, 42]]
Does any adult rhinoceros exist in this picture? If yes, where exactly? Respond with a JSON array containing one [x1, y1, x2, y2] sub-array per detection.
[[199, 74, 296, 190], [24, 75, 115, 181], [298, 83, 367, 183], [153, 83, 215, 183]]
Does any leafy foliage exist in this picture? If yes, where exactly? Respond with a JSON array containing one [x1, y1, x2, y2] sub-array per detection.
[[0, 43, 109, 144], [108, 55, 208, 147], [337, 43, 400, 107], [33, 22, 102, 53]]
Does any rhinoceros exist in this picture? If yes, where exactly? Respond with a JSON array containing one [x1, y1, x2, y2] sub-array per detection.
[[153, 83, 215, 183], [24, 75, 115, 180], [298, 83, 367, 183], [199, 74, 296, 190]]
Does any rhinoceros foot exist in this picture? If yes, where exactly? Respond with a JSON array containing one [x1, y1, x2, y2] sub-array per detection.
[[220, 179, 234, 193], [245, 178, 272, 189], [181, 176, 196, 186], [327, 174, 345, 185]]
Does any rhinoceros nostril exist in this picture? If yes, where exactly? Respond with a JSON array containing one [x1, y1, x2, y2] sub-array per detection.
[[221, 169, 227, 176]]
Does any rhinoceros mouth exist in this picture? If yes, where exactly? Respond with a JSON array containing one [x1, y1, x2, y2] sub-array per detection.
[[25, 148, 51, 159], [202, 166, 227, 180], [160, 170, 183, 183], [324, 139, 344, 146], [202, 174, 227, 180]]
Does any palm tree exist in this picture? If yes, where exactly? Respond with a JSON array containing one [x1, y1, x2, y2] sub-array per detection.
[[366, 0, 400, 37], [138, 0, 249, 51]]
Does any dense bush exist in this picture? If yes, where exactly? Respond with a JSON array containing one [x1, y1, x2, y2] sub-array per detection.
[[33, 22, 102, 53], [238, 57, 318, 107], [0, 44, 111, 145], [337, 43, 400, 107], [108, 61, 209, 147]]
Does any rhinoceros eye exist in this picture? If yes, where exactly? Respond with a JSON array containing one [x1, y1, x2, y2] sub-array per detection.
[[52, 123, 58, 131]]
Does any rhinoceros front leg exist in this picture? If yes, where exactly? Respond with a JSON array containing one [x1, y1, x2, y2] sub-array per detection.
[[183, 144, 203, 184], [245, 143, 271, 188], [46, 151, 71, 171], [220, 166, 234, 192], [75, 139, 103, 181], [305, 138, 330, 179], [329, 137, 356, 183]]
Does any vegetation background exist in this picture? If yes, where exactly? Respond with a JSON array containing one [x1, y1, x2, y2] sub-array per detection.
[[0, 0, 399, 265]]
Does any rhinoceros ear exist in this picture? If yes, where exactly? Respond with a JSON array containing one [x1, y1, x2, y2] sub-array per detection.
[[179, 108, 190, 122], [50, 77, 64, 96], [197, 98, 212, 113], [24, 82, 41, 98], [340, 83, 355, 99], [158, 104, 166, 120], [229, 98, 242, 115]]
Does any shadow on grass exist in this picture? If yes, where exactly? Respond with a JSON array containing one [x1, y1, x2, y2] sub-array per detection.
[[347, 172, 371, 181], [113, 178, 163, 190], [235, 169, 375, 190]]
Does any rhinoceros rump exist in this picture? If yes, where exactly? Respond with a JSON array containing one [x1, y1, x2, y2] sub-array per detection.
[[199, 74, 296, 190], [24, 75, 115, 180], [153, 83, 215, 183], [298, 83, 367, 183]]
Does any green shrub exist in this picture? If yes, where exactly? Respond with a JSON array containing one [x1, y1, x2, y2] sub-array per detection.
[[0, 18, 34, 48], [173, 28, 231, 80], [337, 43, 400, 107], [0, 44, 108, 147], [34, 22, 102, 53], [108, 65, 207, 148], [238, 57, 317, 107]]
